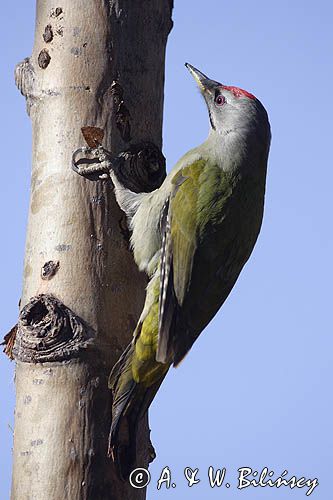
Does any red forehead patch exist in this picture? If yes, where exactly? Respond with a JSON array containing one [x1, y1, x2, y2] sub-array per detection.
[[222, 85, 255, 100]]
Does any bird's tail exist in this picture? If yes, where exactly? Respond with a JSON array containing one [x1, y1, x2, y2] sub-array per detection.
[[108, 341, 165, 480]]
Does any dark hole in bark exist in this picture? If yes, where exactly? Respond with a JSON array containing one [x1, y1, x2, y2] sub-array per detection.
[[26, 302, 49, 326]]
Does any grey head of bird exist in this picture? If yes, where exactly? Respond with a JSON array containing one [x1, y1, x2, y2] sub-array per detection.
[[185, 63, 270, 147]]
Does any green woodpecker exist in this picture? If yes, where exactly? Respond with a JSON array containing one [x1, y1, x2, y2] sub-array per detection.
[[109, 64, 271, 477]]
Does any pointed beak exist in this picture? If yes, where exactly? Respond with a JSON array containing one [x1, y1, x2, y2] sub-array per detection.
[[185, 63, 220, 94]]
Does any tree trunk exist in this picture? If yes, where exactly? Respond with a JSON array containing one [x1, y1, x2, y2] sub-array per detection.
[[10, 1, 173, 499]]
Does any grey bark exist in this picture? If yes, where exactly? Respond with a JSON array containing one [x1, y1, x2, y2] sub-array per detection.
[[10, 1, 173, 499]]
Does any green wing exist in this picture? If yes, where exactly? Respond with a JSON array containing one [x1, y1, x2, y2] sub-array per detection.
[[171, 160, 205, 304], [157, 159, 239, 365]]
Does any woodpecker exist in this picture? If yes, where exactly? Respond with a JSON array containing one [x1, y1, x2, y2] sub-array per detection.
[[108, 64, 271, 477]]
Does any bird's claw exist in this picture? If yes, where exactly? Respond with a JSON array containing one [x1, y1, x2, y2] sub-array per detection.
[[71, 146, 113, 181]]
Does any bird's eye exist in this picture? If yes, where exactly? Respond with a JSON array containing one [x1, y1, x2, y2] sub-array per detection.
[[215, 94, 226, 106]]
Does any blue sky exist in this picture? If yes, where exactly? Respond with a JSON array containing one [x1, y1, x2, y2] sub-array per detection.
[[1, 1, 332, 499]]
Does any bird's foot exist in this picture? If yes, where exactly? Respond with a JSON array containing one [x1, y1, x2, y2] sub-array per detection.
[[71, 145, 113, 181]]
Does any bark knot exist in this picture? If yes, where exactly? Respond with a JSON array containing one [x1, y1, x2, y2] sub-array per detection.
[[15, 58, 37, 114], [43, 24, 54, 43], [13, 294, 94, 363], [38, 49, 51, 69], [112, 141, 166, 193], [41, 260, 60, 280]]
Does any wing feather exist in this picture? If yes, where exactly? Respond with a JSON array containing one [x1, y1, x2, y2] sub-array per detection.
[[156, 198, 176, 362], [157, 160, 205, 363]]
